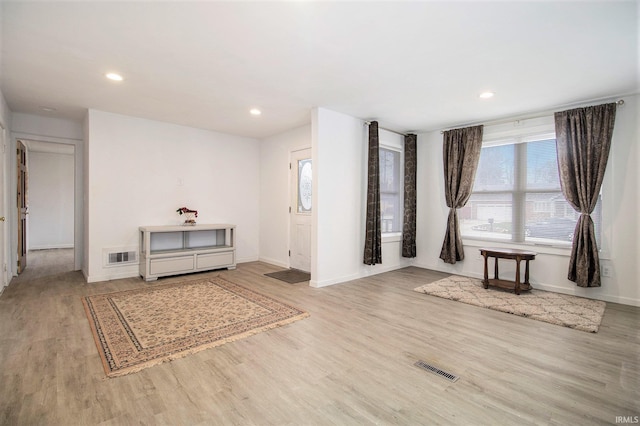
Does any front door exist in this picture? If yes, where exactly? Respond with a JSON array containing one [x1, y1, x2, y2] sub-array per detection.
[[17, 140, 27, 274], [289, 148, 312, 272]]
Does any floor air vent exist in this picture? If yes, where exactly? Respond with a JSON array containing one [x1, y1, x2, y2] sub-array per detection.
[[414, 360, 459, 382]]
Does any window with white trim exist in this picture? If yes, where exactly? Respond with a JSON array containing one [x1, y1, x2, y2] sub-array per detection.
[[379, 147, 402, 234], [460, 134, 602, 246]]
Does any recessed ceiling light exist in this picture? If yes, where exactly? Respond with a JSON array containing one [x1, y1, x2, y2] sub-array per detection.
[[250, 108, 262, 116], [479, 91, 495, 99], [106, 72, 124, 81], [39, 106, 57, 112]]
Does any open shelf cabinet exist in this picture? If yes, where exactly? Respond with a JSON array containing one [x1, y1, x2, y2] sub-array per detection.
[[139, 224, 236, 281]]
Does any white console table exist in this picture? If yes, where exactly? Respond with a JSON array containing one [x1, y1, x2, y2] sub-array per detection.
[[139, 224, 236, 281]]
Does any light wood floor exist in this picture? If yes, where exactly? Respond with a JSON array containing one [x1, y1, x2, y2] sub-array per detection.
[[1, 250, 638, 425]]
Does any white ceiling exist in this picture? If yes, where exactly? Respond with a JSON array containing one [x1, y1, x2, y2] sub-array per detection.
[[1, 1, 637, 139]]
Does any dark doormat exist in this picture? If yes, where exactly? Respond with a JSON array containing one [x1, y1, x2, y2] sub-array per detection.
[[264, 269, 310, 284]]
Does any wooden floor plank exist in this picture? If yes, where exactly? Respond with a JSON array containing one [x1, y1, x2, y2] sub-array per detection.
[[0, 249, 638, 425]]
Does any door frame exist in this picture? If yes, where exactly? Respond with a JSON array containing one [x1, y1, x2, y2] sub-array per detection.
[[0, 123, 7, 289], [16, 140, 27, 273], [11, 133, 83, 276]]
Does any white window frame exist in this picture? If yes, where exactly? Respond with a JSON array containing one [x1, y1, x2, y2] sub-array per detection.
[[378, 131, 404, 240], [461, 116, 611, 256]]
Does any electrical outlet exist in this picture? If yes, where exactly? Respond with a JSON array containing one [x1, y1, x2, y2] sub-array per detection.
[[601, 263, 612, 277]]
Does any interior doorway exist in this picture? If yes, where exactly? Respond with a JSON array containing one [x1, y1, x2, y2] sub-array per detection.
[[16, 139, 75, 274], [289, 148, 312, 272]]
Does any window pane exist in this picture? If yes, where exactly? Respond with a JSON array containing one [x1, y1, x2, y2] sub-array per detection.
[[381, 193, 401, 233], [466, 134, 603, 246], [525, 193, 576, 243], [473, 144, 514, 191], [379, 148, 401, 233], [526, 139, 561, 190], [460, 193, 513, 240], [380, 149, 400, 192], [297, 159, 312, 213], [592, 194, 603, 247], [525, 192, 602, 245]]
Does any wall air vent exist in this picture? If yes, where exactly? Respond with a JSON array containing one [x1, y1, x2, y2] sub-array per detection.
[[103, 247, 138, 267], [108, 251, 137, 265]]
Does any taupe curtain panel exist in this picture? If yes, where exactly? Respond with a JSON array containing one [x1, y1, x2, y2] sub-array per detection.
[[402, 134, 417, 258], [364, 121, 382, 265], [555, 102, 616, 288], [439, 125, 483, 264]]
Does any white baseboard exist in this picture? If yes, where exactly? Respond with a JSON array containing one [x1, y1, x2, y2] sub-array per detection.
[[85, 270, 139, 283], [86, 257, 258, 284], [257, 256, 288, 269], [310, 271, 362, 288], [410, 262, 640, 307], [236, 256, 260, 264], [310, 260, 413, 288], [532, 282, 640, 307]]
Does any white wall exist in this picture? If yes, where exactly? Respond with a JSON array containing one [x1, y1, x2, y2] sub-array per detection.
[[414, 95, 639, 306], [311, 108, 411, 287], [0, 93, 10, 131], [0, 87, 11, 290], [83, 112, 90, 279], [12, 113, 83, 141], [259, 124, 311, 268], [28, 151, 74, 249], [85, 110, 261, 282]]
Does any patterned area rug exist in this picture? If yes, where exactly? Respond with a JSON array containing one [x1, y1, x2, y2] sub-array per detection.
[[414, 275, 606, 333], [83, 277, 309, 377]]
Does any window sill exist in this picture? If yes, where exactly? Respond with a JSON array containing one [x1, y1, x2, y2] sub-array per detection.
[[463, 238, 612, 260], [462, 237, 572, 257], [382, 232, 402, 243]]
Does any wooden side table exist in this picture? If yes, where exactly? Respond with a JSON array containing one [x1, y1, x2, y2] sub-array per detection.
[[479, 248, 536, 295]]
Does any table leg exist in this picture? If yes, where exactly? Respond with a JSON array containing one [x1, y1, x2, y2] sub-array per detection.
[[494, 257, 499, 280], [482, 253, 489, 289], [515, 257, 521, 295], [524, 259, 530, 286]]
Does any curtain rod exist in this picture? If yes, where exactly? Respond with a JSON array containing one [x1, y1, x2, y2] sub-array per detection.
[[439, 99, 625, 134], [364, 121, 408, 137]]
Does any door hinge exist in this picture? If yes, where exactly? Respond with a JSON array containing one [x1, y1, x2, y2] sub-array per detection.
[[289, 163, 291, 169], [288, 250, 291, 257], [289, 206, 291, 213]]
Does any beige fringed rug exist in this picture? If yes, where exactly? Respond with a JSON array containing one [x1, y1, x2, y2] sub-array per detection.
[[83, 277, 309, 377], [414, 275, 606, 333]]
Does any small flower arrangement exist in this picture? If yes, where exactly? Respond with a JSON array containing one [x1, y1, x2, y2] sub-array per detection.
[[176, 207, 198, 225]]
